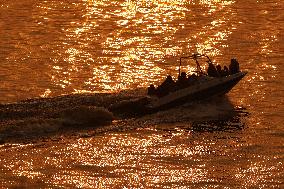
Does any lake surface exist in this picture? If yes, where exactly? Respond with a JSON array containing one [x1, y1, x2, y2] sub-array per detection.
[[0, 0, 283, 188]]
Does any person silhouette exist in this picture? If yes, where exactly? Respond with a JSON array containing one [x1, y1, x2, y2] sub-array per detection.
[[216, 64, 222, 76], [229, 58, 240, 74], [156, 75, 176, 97], [147, 84, 156, 96], [223, 66, 229, 76], [177, 72, 188, 89], [188, 73, 197, 85], [207, 63, 219, 77]]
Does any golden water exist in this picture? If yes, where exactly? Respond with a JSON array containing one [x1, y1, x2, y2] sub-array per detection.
[[0, 0, 283, 188]]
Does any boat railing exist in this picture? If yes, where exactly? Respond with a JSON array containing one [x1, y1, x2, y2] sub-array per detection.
[[178, 53, 212, 77]]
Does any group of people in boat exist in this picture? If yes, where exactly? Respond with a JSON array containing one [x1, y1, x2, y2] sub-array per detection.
[[147, 58, 240, 97], [207, 58, 240, 77], [148, 72, 198, 97]]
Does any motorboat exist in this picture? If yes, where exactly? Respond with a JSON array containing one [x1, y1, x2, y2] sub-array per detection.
[[145, 53, 247, 112]]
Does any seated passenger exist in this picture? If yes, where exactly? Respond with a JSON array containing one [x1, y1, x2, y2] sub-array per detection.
[[147, 84, 156, 96], [156, 75, 175, 97], [162, 75, 175, 89], [188, 73, 197, 85], [216, 64, 222, 77], [222, 66, 229, 76], [177, 72, 188, 89], [229, 58, 240, 74], [207, 63, 219, 77]]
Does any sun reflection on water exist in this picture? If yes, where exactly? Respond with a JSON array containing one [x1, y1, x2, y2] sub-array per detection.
[[61, 132, 211, 187], [0, 130, 283, 188], [0, 0, 284, 188], [33, 0, 238, 97]]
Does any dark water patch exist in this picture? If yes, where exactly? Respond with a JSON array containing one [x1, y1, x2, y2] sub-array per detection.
[[0, 174, 50, 189], [110, 97, 249, 138], [0, 92, 138, 121], [61, 106, 113, 125], [71, 164, 119, 178], [132, 97, 245, 129], [191, 116, 245, 133], [160, 181, 235, 189], [0, 90, 148, 143], [0, 105, 114, 144], [147, 97, 236, 123], [269, 131, 284, 138]]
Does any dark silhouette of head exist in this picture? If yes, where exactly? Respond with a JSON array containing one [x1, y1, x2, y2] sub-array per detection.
[[181, 72, 187, 78]]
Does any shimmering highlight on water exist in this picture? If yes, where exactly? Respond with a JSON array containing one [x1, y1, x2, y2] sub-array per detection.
[[0, 0, 283, 188]]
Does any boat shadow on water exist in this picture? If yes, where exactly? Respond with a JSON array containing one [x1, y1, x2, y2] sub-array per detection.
[[190, 114, 247, 133], [136, 96, 249, 133]]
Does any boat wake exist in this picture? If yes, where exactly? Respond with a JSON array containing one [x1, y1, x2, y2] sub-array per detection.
[[0, 90, 247, 143], [0, 106, 114, 143]]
